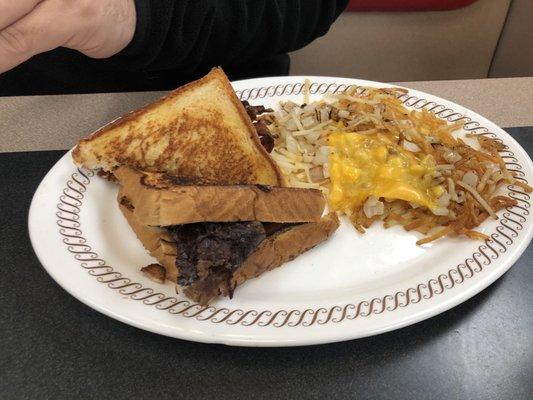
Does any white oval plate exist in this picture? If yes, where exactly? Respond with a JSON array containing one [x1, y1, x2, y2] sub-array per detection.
[[29, 76, 533, 346]]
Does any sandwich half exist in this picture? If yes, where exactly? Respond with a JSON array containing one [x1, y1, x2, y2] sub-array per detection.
[[73, 67, 283, 186], [116, 167, 339, 305]]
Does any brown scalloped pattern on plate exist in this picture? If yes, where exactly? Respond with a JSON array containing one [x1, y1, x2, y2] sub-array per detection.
[[57, 82, 531, 327]]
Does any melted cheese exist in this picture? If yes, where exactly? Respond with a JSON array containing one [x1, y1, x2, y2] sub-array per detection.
[[329, 132, 440, 212]]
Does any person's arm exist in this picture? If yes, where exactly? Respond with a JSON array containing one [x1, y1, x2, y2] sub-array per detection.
[[115, 0, 348, 71], [0, 0, 347, 75], [0, 0, 136, 74]]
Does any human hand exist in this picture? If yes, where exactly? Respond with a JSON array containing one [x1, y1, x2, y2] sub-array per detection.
[[0, 0, 136, 74]]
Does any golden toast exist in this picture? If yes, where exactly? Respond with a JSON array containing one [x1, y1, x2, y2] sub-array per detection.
[[73, 68, 283, 186], [114, 166, 325, 226]]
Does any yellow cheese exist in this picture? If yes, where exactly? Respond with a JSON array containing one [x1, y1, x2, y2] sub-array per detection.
[[329, 132, 441, 212]]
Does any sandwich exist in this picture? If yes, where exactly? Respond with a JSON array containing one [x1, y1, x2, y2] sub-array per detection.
[[72, 67, 282, 186], [116, 167, 339, 305], [72, 67, 339, 304]]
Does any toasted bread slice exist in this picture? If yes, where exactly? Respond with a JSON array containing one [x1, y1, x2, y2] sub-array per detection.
[[118, 195, 177, 279], [118, 197, 339, 305], [115, 166, 325, 226], [73, 68, 283, 186]]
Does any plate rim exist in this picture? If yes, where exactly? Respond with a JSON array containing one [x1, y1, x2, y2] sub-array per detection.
[[29, 76, 533, 346]]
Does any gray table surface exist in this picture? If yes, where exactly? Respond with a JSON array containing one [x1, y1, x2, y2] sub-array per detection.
[[1, 127, 531, 400], [1, 77, 533, 153]]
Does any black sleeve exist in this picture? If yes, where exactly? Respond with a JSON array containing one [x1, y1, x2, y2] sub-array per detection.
[[113, 0, 348, 72]]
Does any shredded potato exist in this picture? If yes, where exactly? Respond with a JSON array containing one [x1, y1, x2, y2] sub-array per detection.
[[261, 85, 533, 244]]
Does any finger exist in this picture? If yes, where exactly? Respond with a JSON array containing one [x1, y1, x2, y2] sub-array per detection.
[[0, 0, 43, 30], [0, 2, 74, 73]]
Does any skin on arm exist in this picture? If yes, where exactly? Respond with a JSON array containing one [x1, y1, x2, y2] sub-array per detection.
[[0, 0, 136, 74]]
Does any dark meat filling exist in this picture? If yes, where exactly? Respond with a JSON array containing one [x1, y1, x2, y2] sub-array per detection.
[[241, 101, 273, 121], [170, 222, 267, 290], [169, 222, 297, 303], [254, 120, 274, 153], [241, 100, 275, 153]]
